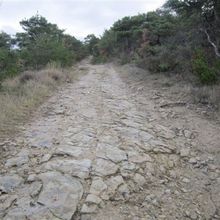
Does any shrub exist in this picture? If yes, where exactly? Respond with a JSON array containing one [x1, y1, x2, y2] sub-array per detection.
[[192, 50, 217, 84], [158, 63, 170, 72], [19, 71, 36, 83], [91, 55, 108, 64], [0, 48, 20, 81], [191, 85, 220, 108], [120, 54, 131, 65], [214, 59, 220, 73]]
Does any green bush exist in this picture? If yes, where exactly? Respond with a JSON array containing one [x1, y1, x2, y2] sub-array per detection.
[[214, 60, 220, 72], [20, 35, 74, 68], [91, 55, 108, 64], [158, 63, 170, 72], [120, 54, 131, 65], [0, 48, 20, 81], [0, 15, 87, 81], [192, 50, 217, 84]]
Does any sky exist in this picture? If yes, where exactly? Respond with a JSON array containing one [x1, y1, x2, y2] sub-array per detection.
[[0, 0, 166, 40]]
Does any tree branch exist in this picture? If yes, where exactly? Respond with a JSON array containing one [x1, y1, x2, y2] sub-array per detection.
[[201, 28, 220, 58]]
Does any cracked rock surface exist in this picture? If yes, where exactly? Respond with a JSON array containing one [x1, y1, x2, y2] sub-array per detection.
[[0, 60, 220, 219]]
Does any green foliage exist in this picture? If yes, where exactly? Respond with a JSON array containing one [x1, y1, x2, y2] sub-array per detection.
[[0, 32, 11, 49], [20, 34, 74, 68], [0, 32, 20, 81], [214, 59, 220, 71], [0, 14, 86, 81], [158, 63, 170, 72], [192, 50, 217, 84], [15, 14, 81, 68], [84, 34, 99, 55], [146, 11, 176, 42], [98, 30, 116, 55], [92, 0, 219, 85], [93, 10, 177, 63], [63, 34, 86, 61], [119, 54, 131, 65], [20, 14, 63, 35], [165, 0, 216, 17], [91, 55, 108, 64]]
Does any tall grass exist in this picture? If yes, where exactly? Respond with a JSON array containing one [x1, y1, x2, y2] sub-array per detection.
[[0, 64, 75, 137]]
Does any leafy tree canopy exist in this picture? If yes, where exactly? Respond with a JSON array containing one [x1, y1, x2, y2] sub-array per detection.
[[0, 32, 12, 49]]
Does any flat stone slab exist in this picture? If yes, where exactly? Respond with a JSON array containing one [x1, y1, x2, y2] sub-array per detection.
[[3, 206, 61, 220], [105, 175, 124, 196], [5, 150, 29, 168], [89, 177, 107, 196], [38, 171, 83, 220], [85, 194, 102, 205], [81, 204, 98, 214], [97, 144, 127, 163], [44, 158, 92, 179], [0, 195, 17, 217], [93, 158, 119, 176], [133, 173, 146, 186], [128, 151, 153, 163], [154, 125, 176, 139], [0, 174, 23, 193], [139, 130, 154, 142], [55, 145, 84, 157]]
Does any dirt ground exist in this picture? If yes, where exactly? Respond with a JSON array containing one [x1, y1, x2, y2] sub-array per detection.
[[0, 60, 220, 220]]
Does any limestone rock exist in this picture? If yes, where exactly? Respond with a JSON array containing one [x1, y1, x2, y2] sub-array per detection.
[[120, 161, 136, 177], [44, 158, 92, 179], [0, 195, 17, 215], [148, 139, 176, 154], [183, 130, 193, 139], [97, 144, 127, 163], [3, 201, 60, 220], [139, 131, 154, 143], [26, 174, 38, 183], [121, 161, 136, 171], [118, 183, 130, 198], [94, 158, 119, 176], [81, 214, 92, 220], [38, 171, 83, 220], [85, 194, 102, 205], [40, 154, 52, 163], [128, 151, 153, 164], [81, 204, 97, 214], [55, 146, 84, 158], [180, 148, 190, 157], [105, 175, 124, 195], [189, 157, 197, 164], [0, 174, 23, 193], [133, 173, 146, 186], [155, 125, 176, 139], [30, 181, 42, 198], [98, 135, 120, 146], [89, 177, 107, 196], [182, 177, 190, 183], [5, 150, 29, 168]]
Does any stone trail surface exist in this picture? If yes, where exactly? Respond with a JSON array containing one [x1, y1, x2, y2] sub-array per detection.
[[0, 61, 220, 220]]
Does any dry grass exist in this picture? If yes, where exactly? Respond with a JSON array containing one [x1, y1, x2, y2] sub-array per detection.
[[0, 64, 77, 137], [119, 63, 220, 118], [190, 85, 220, 109]]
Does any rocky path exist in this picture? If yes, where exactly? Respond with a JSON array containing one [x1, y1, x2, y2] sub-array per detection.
[[0, 61, 220, 220]]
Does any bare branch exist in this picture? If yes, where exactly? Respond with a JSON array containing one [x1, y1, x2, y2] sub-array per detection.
[[200, 28, 220, 58]]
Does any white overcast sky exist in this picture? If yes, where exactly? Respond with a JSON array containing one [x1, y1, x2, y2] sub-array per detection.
[[0, 0, 166, 40]]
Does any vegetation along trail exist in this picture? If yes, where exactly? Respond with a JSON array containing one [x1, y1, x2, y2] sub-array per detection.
[[0, 60, 220, 220]]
